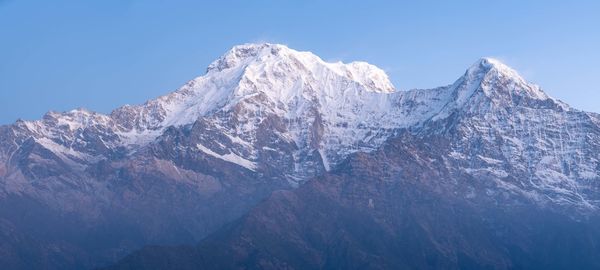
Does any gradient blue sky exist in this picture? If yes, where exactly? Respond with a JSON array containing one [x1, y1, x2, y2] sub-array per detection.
[[1, 0, 599, 124]]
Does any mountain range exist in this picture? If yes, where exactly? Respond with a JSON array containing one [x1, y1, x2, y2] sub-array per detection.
[[1, 43, 599, 269]]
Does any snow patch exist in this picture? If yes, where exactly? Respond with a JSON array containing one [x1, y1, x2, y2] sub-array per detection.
[[318, 148, 330, 171], [196, 144, 257, 171]]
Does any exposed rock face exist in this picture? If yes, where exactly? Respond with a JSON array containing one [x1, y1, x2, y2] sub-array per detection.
[[0, 44, 599, 269], [105, 134, 600, 270], [426, 58, 600, 208]]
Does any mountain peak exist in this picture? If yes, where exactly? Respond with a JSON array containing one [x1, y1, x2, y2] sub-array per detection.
[[206, 43, 298, 72], [466, 57, 522, 80], [205, 43, 395, 93], [462, 57, 549, 101]]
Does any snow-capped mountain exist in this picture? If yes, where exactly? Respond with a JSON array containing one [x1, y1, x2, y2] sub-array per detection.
[[429, 58, 600, 208], [12, 44, 598, 205], [0, 43, 599, 269]]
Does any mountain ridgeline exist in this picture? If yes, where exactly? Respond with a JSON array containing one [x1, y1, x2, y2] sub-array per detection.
[[0, 44, 599, 269]]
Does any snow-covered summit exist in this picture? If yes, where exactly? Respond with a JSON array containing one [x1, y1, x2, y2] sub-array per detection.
[[206, 43, 395, 92], [467, 57, 521, 78], [109, 43, 401, 153], [464, 57, 549, 101]]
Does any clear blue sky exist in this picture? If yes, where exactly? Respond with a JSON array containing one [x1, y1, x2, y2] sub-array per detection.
[[1, 0, 599, 124]]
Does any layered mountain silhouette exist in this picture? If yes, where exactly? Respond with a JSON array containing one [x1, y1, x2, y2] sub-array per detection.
[[0, 44, 599, 269]]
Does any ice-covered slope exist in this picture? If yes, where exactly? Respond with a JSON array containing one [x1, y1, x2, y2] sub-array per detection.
[[112, 43, 396, 132], [126, 43, 402, 176]]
